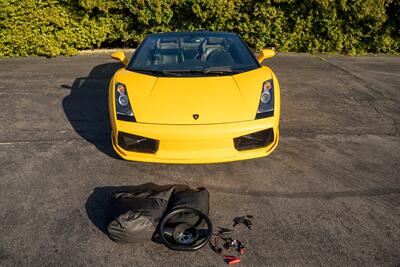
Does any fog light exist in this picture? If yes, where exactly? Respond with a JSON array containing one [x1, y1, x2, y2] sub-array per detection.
[[118, 132, 159, 153]]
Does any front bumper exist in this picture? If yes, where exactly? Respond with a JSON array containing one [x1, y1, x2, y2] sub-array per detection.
[[111, 117, 279, 164]]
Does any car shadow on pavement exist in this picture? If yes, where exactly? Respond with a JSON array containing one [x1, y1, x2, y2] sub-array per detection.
[[61, 62, 123, 159]]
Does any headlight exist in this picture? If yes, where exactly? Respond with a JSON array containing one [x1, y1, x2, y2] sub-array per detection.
[[115, 82, 136, 122], [256, 79, 274, 119]]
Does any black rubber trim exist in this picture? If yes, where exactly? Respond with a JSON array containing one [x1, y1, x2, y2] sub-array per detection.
[[117, 114, 136, 122], [255, 110, 274, 119]]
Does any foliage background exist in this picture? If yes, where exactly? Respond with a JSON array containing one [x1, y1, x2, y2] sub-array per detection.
[[0, 0, 399, 57]]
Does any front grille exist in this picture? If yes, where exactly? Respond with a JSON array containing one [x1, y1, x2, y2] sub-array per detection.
[[234, 129, 274, 151], [118, 132, 159, 153]]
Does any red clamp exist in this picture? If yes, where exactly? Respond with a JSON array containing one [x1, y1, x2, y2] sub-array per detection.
[[223, 255, 241, 265]]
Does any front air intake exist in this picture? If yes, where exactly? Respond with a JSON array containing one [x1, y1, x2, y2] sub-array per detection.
[[118, 132, 159, 153], [233, 129, 274, 151]]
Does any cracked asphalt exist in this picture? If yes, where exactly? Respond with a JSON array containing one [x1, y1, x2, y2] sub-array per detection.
[[1, 53, 399, 266]]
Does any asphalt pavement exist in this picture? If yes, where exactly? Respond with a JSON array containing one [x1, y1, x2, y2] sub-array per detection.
[[1, 52, 399, 266]]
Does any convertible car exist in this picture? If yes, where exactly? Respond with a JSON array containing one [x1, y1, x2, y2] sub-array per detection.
[[109, 31, 280, 163]]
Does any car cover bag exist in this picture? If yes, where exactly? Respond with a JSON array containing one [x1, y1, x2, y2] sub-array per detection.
[[165, 187, 209, 225], [107, 183, 176, 243]]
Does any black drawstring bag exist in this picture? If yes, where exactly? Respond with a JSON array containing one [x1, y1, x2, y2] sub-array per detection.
[[107, 183, 176, 243], [164, 187, 209, 226], [107, 183, 209, 244]]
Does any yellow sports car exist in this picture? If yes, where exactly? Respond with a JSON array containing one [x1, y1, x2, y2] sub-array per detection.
[[109, 31, 280, 163]]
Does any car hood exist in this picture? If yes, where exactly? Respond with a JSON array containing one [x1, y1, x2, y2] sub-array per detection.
[[114, 67, 272, 125]]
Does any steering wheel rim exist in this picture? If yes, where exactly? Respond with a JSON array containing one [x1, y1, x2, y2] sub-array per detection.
[[158, 207, 213, 251]]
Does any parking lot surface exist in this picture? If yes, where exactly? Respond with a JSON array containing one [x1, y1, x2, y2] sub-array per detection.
[[1, 53, 399, 266]]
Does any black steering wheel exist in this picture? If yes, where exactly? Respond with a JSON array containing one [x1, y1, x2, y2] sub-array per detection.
[[158, 207, 213, 251]]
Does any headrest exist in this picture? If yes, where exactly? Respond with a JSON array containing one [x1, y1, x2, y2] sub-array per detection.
[[157, 39, 179, 49], [207, 37, 224, 45]]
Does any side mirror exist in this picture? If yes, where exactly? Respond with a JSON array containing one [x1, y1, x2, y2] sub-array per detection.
[[111, 51, 128, 67], [257, 48, 275, 64]]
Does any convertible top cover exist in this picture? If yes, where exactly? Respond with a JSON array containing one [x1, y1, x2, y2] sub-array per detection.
[[107, 183, 209, 243]]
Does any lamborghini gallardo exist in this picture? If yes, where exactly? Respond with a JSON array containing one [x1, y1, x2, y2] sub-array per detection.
[[109, 31, 280, 163]]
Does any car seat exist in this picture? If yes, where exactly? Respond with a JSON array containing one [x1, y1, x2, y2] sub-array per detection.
[[206, 51, 235, 65], [153, 40, 183, 65]]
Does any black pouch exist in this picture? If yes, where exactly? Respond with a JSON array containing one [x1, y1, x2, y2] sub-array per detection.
[[166, 187, 209, 226], [107, 183, 176, 243], [106, 183, 209, 243]]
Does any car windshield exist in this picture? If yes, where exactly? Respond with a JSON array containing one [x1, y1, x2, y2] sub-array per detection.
[[127, 32, 259, 76]]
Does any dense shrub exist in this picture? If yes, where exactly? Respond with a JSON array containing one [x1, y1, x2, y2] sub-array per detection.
[[0, 0, 398, 57]]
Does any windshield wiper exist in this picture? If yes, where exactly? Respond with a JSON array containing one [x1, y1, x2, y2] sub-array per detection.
[[129, 68, 182, 76], [130, 67, 240, 76], [160, 67, 240, 76], [202, 67, 240, 75]]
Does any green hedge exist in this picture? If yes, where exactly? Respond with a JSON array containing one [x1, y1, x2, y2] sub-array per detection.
[[1, 0, 399, 57]]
